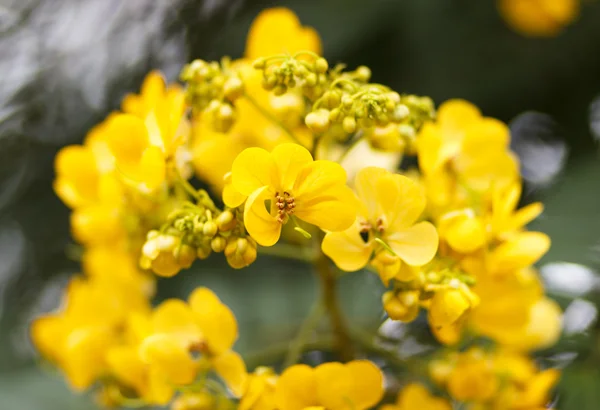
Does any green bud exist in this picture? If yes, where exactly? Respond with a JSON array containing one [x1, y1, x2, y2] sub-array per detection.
[[305, 73, 318, 87], [262, 75, 277, 91], [305, 109, 331, 133], [328, 108, 342, 122], [223, 76, 244, 101], [356, 66, 371, 82], [253, 58, 266, 69], [273, 85, 287, 96]]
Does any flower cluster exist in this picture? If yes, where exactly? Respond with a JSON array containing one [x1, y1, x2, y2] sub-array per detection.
[[32, 7, 564, 410]]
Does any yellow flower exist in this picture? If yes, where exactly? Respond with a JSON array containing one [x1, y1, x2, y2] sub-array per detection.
[[498, 0, 579, 37], [380, 383, 451, 410], [245, 7, 321, 60], [138, 287, 247, 397], [275, 360, 384, 410], [228, 143, 356, 246], [437, 209, 486, 254], [446, 349, 499, 402], [490, 181, 544, 240], [239, 367, 278, 410], [107, 72, 188, 192], [322, 167, 438, 284], [382, 290, 420, 322], [31, 276, 150, 391], [428, 281, 479, 329]]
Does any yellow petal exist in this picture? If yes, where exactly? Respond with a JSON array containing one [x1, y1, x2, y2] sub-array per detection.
[[30, 315, 66, 363], [245, 8, 322, 59], [106, 114, 149, 167], [271, 143, 313, 191], [276, 364, 318, 410], [244, 185, 282, 246], [189, 287, 238, 354], [64, 327, 114, 391], [378, 174, 426, 230], [106, 346, 147, 395], [353, 167, 390, 219], [137, 146, 166, 190], [54, 145, 99, 208], [139, 333, 197, 385], [441, 212, 486, 253], [293, 160, 348, 202], [346, 360, 384, 409], [437, 99, 481, 131], [386, 222, 439, 266], [489, 232, 551, 274], [397, 383, 452, 410], [321, 225, 373, 272], [430, 320, 463, 345], [519, 368, 560, 407], [211, 350, 248, 397], [428, 289, 470, 328], [151, 299, 200, 345], [223, 182, 247, 208], [510, 202, 544, 231], [294, 185, 356, 232], [232, 147, 276, 196], [314, 362, 353, 410]]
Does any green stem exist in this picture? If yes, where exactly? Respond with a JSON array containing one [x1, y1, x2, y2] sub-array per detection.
[[315, 251, 355, 361], [283, 300, 326, 368], [176, 171, 200, 200], [243, 93, 304, 146], [245, 337, 334, 370]]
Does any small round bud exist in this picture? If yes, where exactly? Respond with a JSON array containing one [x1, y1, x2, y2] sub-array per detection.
[[305, 73, 318, 87], [216, 210, 236, 231], [286, 78, 297, 89], [341, 94, 354, 108], [324, 91, 341, 108], [394, 104, 410, 121], [193, 221, 205, 235], [382, 290, 420, 322], [197, 246, 211, 260], [262, 75, 277, 91], [253, 58, 267, 69], [202, 221, 218, 238], [273, 85, 287, 96], [342, 116, 357, 134], [356, 65, 371, 82], [314, 58, 329, 74], [174, 244, 196, 269], [328, 108, 342, 122], [211, 236, 227, 252], [223, 76, 244, 101], [305, 109, 331, 133]]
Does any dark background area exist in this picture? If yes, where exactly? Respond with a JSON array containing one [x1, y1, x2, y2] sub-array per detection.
[[1, 0, 600, 408]]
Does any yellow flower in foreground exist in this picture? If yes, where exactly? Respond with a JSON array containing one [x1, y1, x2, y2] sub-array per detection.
[[380, 383, 451, 410], [276, 360, 384, 410], [322, 167, 438, 284], [498, 0, 579, 37], [138, 287, 246, 396], [239, 367, 278, 410], [245, 7, 321, 59], [228, 143, 356, 246]]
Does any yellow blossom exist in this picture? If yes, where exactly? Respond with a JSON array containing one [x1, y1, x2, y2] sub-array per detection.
[[322, 167, 438, 284], [498, 0, 579, 37], [428, 281, 479, 329], [382, 290, 420, 322], [239, 367, 278, 410], [275, 360, 384, 410], [137, 287, 247, 397], [245, 7, 321, 60], [446, 349, 499, 401], [228, 143, 355, 246], [107, 72, 188, 192], [380, 383, 451, 410], [31, 276, 150, 391]]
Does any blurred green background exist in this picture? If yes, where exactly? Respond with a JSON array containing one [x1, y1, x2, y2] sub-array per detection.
[[1, 0, 600, 408]]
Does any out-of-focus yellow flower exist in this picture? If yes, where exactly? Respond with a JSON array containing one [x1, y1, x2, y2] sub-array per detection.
[[380, 383, 451, 410], [138, 287, 246, 396], [275, 360, 384, 410], [239, 367, 278, 410], [437, 209, 486, 254], [489, 182, 544, 241], [31, 276, 150, 391], [228, 143, 355, 246], [322, 167, 438, 284], [428, 282, 479, 330], [107, 72, 188, 192], [245, 7, 321, 60], [498, 0, 579, 37], [417, 99, 518, 214], [432, 348, 560, 409]]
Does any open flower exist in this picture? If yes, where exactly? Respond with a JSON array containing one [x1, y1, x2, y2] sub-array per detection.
[[380, 383, 451, 410], [275, 360, 383, 410], [322, 167, 438, 284], [227, 143, 356, 246]]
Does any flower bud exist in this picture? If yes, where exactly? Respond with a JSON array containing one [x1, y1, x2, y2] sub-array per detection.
[[225, 237, 257, 269], [356, 66, 371, 82], [223, 76, 244, 101], [211, 236, 227, 252], [305, 73, 318, 87], [314, 58, 329, 74], [342, 116, 357, 134], [382, 290, 420, 322], [203, 221, 218, 238], [305, 109, 331, 133], [273, 85, 287, 96], [216, 210, 236, 231], [253, 58, 267, 69]]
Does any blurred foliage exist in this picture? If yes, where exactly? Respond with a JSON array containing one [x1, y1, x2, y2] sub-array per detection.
[[1, 0, 600, 408]]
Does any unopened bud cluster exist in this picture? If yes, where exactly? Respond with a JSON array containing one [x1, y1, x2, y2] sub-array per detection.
[[253, 54, 330, 101], [180, 59, 244, 132], [380, 260, 478, 328], [140, 190, 257, 275]]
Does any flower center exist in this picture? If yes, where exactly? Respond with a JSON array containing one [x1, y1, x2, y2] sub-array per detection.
[[359, 217, 386, 242], [275, 191, 295, 223]]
